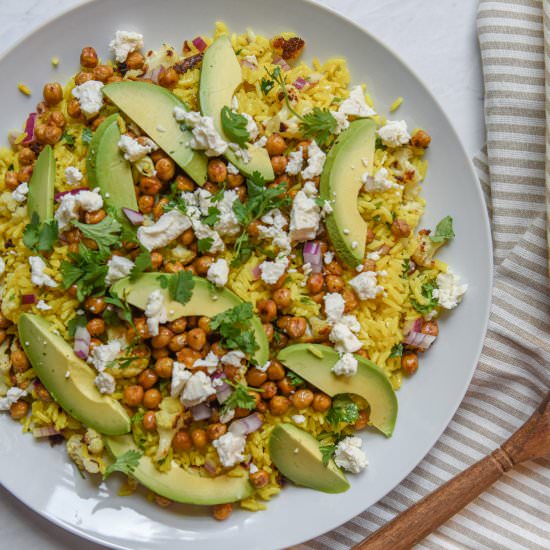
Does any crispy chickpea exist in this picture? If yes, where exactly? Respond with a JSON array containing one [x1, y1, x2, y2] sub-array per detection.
[[402, 353, 419, 375], [140, 176, 162, 196], [11, 350, 29, 373], [168, 317, 187, 334], [173, 430, 193, 451], [153, 198, 170, 221], [89, 338, 102, 353], [42, 125, 63, 145], [246, 367, 268, 387], [126, 51, 145, 70], [84, 296, 106, 315], [325, 261, 342, 276], [191, 428, 208, 449], [263, 323, 274, 343], [164, 261, 183, 274], [342, 288, 359, 313], [207, 159, 228, 183], [80, 46, 98, 68], [193, 256, 214, 276], [306, 273, 324, 294], [421, 320, 439, 337], [223, 364, 240, 381], [84, 209, 106, 225], [34, 124, 47, 144], [179, 227, 195, 246], [209, 341, 224, 358], [168, 333, 187, 352], [270, 155, 287, 175], [226, 173, 244, 188], [43, 82, 63, 106], [123, 385, 144, 407], [90, 115, 106, 131], [260, 380, 277, 400], [10, 400, 29, 420], [354, 409, 370, 430], [92, 64, 114, 82], [143, 410, 157, 431], [18, 165, 33, 183], [267, 360, 285, 381], [152, 347, 170, 360], [325, 274, 345, 293], [155, 158, 176, 182], [207, 423, 227, 441], [86, 318, 105, 336], [75, 71, 93, 86], [391, 218, 411, 238], [154, 495, 172, 508], [367, 228, 375, 244], [0, 330, 7, 346], [49, 110, 66, 128], [250, 469, 270, 489], [133, 317, 150, 339], [175, 174, 195, 192], [272, 288, 292, 310], [5, 171, 19, 190], [257, 299, 277, 323], [138, 194, 154, 214], [266, 133, 286, 156], [187, 328, 207, 351], [0, 313, 11, 329], [67, 98, 82, 119], [150, 251, 163, 270], [137, 369, 158, 390], [411, 129, 431, 149], [154, 357, 174, 378], [292, 388, 314, 409], [203, 181, 218, 195], [158, 67, 178, 88], [296, 140, 311, 158], [34, 382, 51, 402], [212, 503, 233, 521], [235, 184, 247, 202], [269, 395, 290, 416], [277, 377, 293, 396], [143, 388, 162, 409], [312, 393, 332, 412], [151, 326, 174, 349]]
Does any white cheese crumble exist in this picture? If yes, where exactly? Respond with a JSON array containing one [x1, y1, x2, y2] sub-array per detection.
[[207, 258, 229, 287], [289, 189, 321, 242], [192, 351, 220, 373], [432, 271, 468, 309], [118, 134, 157, 163], [71, 80, 104, 116], [301, 140, 326, 180], [12, 182, 29, 203], [362, 167, 398, 192], [212, 432, 246, 468], [137, 210, 191, 251], [221, 350, 245, 368], [227, 162, 239, 175], [88, 340, 121, 372], [109, 30, 144, 63], [286, 148, 303, 175], [94, 372, 116, 394], [243, 113, 259, 141], [0, 387, 27, 411], [378, 120, 411, 147], [105, 255, 135, 286], [332, 352, 358, 377], [65, 166, 83, 185], [170, 361, 192, 397], [259, 256, 289, 285], [292, 414, 306, 424], [29, 256, 57, 288], [349, 271, 384, 300], [330, 110, 350, 134], [323, 292, 346, 324], [36, 300, 52, 311], [174, 109, 227, 156], [145, 289, 167, 337], [334, 436, 368, 473], [55, 188, 104, 230], [329, 317, 362, 353], [324, 251, 334, 265], [180, 371, 216, 407], [338, 85, 376, 118]]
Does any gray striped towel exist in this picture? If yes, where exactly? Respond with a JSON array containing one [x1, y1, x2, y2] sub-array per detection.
[[300, 0, 550, 548]]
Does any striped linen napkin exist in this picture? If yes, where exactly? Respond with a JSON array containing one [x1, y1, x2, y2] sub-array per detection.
[[300, 1, 550, 548]]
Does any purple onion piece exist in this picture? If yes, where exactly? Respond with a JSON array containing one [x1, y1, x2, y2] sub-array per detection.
[[22, 113, 37, 145], [122, 207, 144, 226], [74, 325, 91, 360], [228, 412, 264, 436], [21, 294, 36, 305], [192, 36, 207, 52], [54, 187, 89, 202], [303, 241, 322, 272], [191, 402, 212, 421]]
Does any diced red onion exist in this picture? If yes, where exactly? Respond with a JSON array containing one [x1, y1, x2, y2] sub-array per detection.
[[251, 265, 261, 280], [54, 187, 89, 201], [22, 113, 37, 145], [141, 65, 164, 83], [303, 241, 322, 273], [192, 36, 207, 52], [74, 326, 91, 360], [21, 294, 36, 305], [404, 330, 436, 351], [293, 77, 307, 90], [191, 402, 212, 421], [273, 55, 290, 72], [204, 457, 217, 475], [32, 426, 61, 438], [229, 412, 263, 436], [241, 58, 257, 70], [122, 207, 144, 226], [216, 384, 232, 404]]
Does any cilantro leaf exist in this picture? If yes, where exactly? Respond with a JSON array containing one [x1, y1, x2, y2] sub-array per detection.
[[72, 215, 122, 255], [300, 107, 337, 145], [389, 343, 403, 359], [411, 280, 439, 314], [131, 410, 145, 425], [222, 381, 258, 414], [37, 219, 59, 251], [81, 127, 93, 145], [23, 213, 59, 253], [326, 395, 360, 427], [62, 132, 76, 148], [104, 290, 134, 327], [375, 136, 387, 150], [221, 106, 250, 147], [103, 449, 142, 480], [67, 314, 87, 337], [431, 216, 455, 243], [158, 271, 195, 306], [202, 206, 220, 227], [210, 302, 259, 356], [197, 237, 214, 254], [260, 77, 274, 95], [287, 371, 305, 386], [22, 213, 40, 250], [130, 249, 152, 280], [319, 443, 336, 466]]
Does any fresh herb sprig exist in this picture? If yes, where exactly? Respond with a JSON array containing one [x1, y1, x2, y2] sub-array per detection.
[[326, 395, 360, 427], [103, 449, 142, 480], [158, 270, 195, 306], [430, 216, 455, 243], [221, 106, 250, 147], [210, 302, 259, 356], [221, 380, 262, 414], [411, 280, 439, 314], [71, 215, 122, 255], [23, 213, 59, 253]]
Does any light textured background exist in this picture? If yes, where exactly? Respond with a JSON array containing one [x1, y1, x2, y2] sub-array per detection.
[[0, 0, 484, 548]]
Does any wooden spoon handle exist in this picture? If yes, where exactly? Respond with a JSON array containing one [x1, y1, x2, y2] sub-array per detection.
[[355, 448, 515, 550]]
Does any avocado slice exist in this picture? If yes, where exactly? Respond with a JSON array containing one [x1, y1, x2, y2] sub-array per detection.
[[269, 423, 349, 493], [111, 274, 269, 365], [278, 343, 397, 436], [27, 145, 55, 223], [320, 119, 377, 268], [18, 313, 131, 435], [199, 36, 274, 181], [104, 434, 253, 504], [102, 81, 208, 185]]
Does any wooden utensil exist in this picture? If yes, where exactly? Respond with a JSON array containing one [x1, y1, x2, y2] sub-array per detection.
[[354, 391, 550, 550]]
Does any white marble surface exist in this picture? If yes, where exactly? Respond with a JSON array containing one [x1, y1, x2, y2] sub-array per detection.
[[0, 1, 484, 548]]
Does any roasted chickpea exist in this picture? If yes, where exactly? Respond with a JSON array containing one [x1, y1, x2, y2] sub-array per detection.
[[138, 194, 154, 214], [257, 299, 277, 323], [168, 333, 187, 353], [84, 296, 106, 315], [85, 208, 106, 224], [164, 261, 184, 273], [143, 410, 157, 431], [80, 46, 98, 68], [132, 317, 150, 339], [42, 125, 63, 145], [152, 348, 170, 360], [34, 382, 51, 402], [48, 110, 66, 128], [207, 159, 228, 183], [193, 256, 214, 276], [421, 321, 439, 337], [306, 273, 324, 294], [17, 165, 33, 183], [354, 409, 370, 430], [158, 67, 178, 88], [391, 218, 411, 238], [207, 423, 227, 441], [249, 469, 270, 488], [277, 377, 293, 396], [269, 395, 290, 416], [179, 227, 194, 246], [325, 261, 342, 276], [0, 330, 7, 346], [212, 503, 233, 521], [154, 495, 172, 508], [260, 380, 277, 400], [191, 428, 208, 449], [402, 353, 419, 375], [292, 388, 314, 409], [138, 369, 158, 390], [0, 313, 12, 329], [342, 288, 359, 313], [296, 140, 311, 158], [177, 347, 201, 368], [173, 430, 193, 451], [367, 228, 375, 244], [4, 171, 19, 190], [150, 251, 163, 270], [151, 326, 174, 349], [272, 287, 292, 309], [267, 360, 285, 381], [176, 174, 195, 192], [75, 71, 93, 86], [411, 129, 431, 149], [266, 133, 286, 156], [92, 64, 114, 82], [203, 181, 218, 195], [43, 82, 63, 105], [312, 393, 332, 412], [86, 318, 105, 336], [11, 350, 29, 373], [10, 400, 29, 420], [154, 357, 174, 378], [263, 322, 274, 343], [126, 51, 145, 70], [223, 364, 239, 381], [187, 328, 207, 351], [270, 155, 287, 175], [67, 98, 82, 119], [123, 385, 144, 407], [140, 175, 162, 196], [246, 367, 268, 387], [226, 173, 244, 188], [155, 158, 176, 182], [325, 274, 345, 293], [143, 388, 162, 409], [235, 184, 247, 202], [286, 317, 307, 339], [168, 317, 187, 334]]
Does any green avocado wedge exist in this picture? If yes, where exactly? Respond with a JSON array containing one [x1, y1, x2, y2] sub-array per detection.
[[27, 145, 55, 223], [104, 434, 253, 504], [278, 343, 398, 436], [199, 35, 274, 181], [102, 81, 208, 185], [86, 114, 138, 215], [320, 119, 377, 268], [269, 423, 349, 493], [111, 274, 269, 365], [17, 314, 131, 435]]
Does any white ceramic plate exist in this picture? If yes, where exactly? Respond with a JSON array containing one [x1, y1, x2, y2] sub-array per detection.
[[0, 0, 492, 548]]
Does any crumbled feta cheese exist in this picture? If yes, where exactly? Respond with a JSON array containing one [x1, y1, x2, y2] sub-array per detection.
[[0, 257, 4, 276], [29, 256, 57, 288], [71, 80, 104, 116], [330, 320, 362, 353], [329, 110, 350, 134], [65, 166, 83, 185], [88, 340, 121, 372], [192, 219, 224, 253], [109, 30, 144, 63], [213, 190, 241, 237], [192, 351, 220, 373], [378, 120, 411, 147], [257, 209, 288, 240], [324, 292, 345, 324], [137, 210, 191, 251], [94, 372, 116, 394], [227, 162, 239, 175], [36, 300, 52, 311], [332, 352, 358, 376], [145, 289, 167, 336], [243, 113, 259, 141], [212, 432, 246, 468], [433, 271, 468, 309], [338, 85, 376, 118], [219, 408, 236, 424], [256, 361, 271, 372], [249, 462, 259, 474], [362, 167, 398, 192], [180, 371, 216, 407], [334, 436, 368, 473], [55, 188, 104, 230], [321, 200, 333, 216], [301, 140, 326, 180], [118, 134, 157, 163], [221, 350, 246, 368], [207, 258, 229, 287], [174, 109, 227, 156], [105, 255, 135, 286], [170, 361, 192, 397], [289, 190, 321, 242], [302, 181, 318, 198], [286, 148, 303, 175], [302, 262, 312, 276], [242, 54, 258, 67], [367, 251, 380, 261], [12, 182, 29, 203], [324, 251, 334, 265], [292, 414, 306, 424], [349, 271, 384, 300], [0, 387, 27, 411], [228, 142, 251, 164], [259, 256, 289, 285], [254, 135, 268, 148]]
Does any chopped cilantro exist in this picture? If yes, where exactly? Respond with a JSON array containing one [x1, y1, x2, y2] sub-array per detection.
[[431, 216, 455, 243], [197, 237, 214, 254], [104, 290, 134, 327], [67, 314, 87, 337], [222, 381, 260, 414], [287, 371, 305, 386], [81, 127, 93, 145], [389, 343, 403, 359], [130, 249, 152, 280], [402, 258, 410, 277], [71, 215, 122, 255], [103, 449, 142, 480], [260, 77, 274, 95], [62, 132, 76, 148], [131, 410, 145, 424], [375, 136, 387, 150], [158, 271, 195, 306], [411, 280, 439, 314], [319, 443, 336, 466], [326, 395, 360, 427], [23, 213, 59, 253], [210, 302, 259, 356], [202, 206, 221, 227], [220, 106, 250, 147]]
